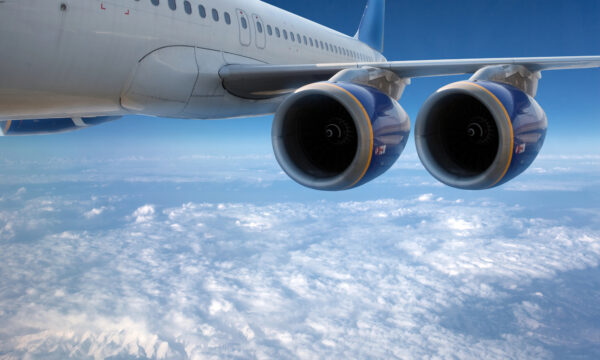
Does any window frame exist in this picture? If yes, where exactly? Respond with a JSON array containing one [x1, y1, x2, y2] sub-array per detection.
[[211, 8, 219, 22]]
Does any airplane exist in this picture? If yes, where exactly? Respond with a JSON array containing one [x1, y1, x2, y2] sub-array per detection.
[[0, 0, 598, 190]]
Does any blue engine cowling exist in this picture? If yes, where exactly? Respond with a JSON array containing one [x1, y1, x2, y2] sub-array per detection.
[[0, 116, 120, 136], [415, 80, 547, 190], [272, 81, 410, 190]]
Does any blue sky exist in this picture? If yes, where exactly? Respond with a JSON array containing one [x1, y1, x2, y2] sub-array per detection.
[[1, 1, 600, 359]]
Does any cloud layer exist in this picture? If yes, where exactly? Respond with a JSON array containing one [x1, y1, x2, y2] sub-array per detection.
[[1, 187, 599, 359]]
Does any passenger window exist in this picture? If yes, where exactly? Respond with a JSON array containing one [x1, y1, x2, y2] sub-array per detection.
[[183, 1, 191, 14], [283, 30, 288, 40], [151, 0, 159, 6], [297, 34, 301, 44], [198, 5, 206, 18], [320, 41, 324, 49], [257, 21, 263, 33], [267, 25, 273, 36], [241, 16, 248, 29], [168, 0, 176, 11], [275, 27, 280, 38], [212, 9, 219, 21], [290, 32, 295, 42], [224, 12, 231, 24], [303, 36, 307, 45], [325, 43, 329, 51], [309, 38, 313, 47]]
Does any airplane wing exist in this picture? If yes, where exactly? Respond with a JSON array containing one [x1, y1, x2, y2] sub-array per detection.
[[219, 56, 600, 99]]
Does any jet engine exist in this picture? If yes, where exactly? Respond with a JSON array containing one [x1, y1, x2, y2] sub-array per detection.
[[272, 81, 410, 190], [415, 78, 547, 189], [0, 116, 120, 136]]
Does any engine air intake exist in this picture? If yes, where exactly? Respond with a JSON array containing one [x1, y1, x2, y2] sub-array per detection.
[[416, 81, 547, 190], [272, 82, 410, 191]]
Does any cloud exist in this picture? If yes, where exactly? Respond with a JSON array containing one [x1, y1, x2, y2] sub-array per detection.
[[132, 205, 155, 223], [84, 207, 106, 219], [418, 193, 434, 201], [0, 151, 599, 359], [0, 191, 599, 359]]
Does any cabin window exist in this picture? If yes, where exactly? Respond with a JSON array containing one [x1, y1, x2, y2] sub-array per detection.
[[267, 25, 273, 36], [309, 38, 313, 47], [241, 16, 248, 29], [297, 34, 301, 44], [151, 0, 159, 6], [303, 36, 307, 45], [212, 9, 219, 21], [183, 1, 191, 14], [275, 27, 280, 38], [168, 0, 176, 11], [325, 43, 329, 51], [283, 30, 288, 40], [198, 5, 206, 18], [224, 12, 231, 24], [257, 21, 263, 33], [290, 32, 295, 42]]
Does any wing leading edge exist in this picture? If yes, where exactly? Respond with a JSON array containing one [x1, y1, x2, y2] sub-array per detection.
[[220, 56, 600, 99]]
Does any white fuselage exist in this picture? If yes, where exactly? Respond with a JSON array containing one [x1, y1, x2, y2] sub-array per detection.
[[0, 0, 384, 121]]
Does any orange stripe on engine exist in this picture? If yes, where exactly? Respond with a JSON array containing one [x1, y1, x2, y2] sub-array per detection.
[[3, 120, 12, 133], [462, 82, 514, 187], [321, 82, 373, 188]]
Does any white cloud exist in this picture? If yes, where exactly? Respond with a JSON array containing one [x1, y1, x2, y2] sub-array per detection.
[[418, 193, 434, 201], [132, 205, 155, 223], [84, 207, 106, 219], [1, 193, 599, 359], [1, 149, 600, 359]]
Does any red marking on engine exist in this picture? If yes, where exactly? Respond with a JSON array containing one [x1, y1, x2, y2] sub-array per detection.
[[375, 145, 387, 156], [515, 143, 526, 154]]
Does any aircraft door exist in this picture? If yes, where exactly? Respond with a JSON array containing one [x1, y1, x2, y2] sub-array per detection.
[[253, 14, 266, 49], [236, 9, 251, 46]]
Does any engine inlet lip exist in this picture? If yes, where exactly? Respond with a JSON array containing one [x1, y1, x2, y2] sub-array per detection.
[[415, 82, 513, 190], [272, 82, 372, 191]]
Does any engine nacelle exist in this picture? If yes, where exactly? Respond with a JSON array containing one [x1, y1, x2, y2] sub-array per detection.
[[0, 116, 120, 136], [272, 82, 410, 190], [415, 80, 547, 189]]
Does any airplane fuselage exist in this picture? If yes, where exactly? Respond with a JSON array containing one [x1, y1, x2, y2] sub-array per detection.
[[0, 0, 384, 121]]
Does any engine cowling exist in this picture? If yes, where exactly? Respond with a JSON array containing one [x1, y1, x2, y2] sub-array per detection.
[[415, 80, 547, 190], [0, 116, 120, 136], [272, 82, 410, 190]]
